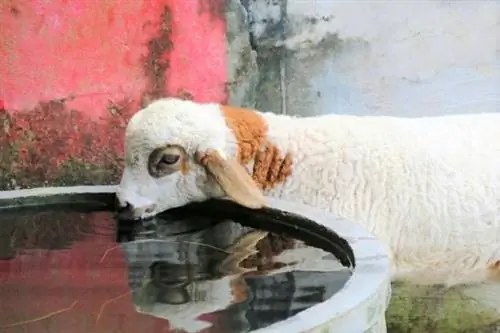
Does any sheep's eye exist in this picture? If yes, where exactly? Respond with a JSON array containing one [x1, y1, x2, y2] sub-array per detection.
[[159, 154, 180, 166], [148, 145, 185, 178]]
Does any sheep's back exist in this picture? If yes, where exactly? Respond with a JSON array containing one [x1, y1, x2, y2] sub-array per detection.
[[261, 112, 500, 284]]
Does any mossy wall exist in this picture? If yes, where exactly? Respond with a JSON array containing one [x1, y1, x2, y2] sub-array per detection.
[[386, 283, 500, 333]]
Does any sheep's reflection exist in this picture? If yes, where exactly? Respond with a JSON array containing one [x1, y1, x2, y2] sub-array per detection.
[[117, 210, 351, 333]]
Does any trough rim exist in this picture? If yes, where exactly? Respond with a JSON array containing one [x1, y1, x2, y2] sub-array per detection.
[[0, 185, 391, 333]]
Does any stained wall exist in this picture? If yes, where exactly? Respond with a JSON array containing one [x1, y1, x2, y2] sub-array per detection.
[[0, 0, 230, 189]]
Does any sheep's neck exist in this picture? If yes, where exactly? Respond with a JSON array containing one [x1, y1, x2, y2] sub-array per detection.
[[220, 105, 294, 191], [246, 140, 293, 191]]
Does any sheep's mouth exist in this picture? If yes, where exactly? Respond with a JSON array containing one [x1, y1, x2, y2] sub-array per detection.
[[114, 191, 163, 221], [116, 207, 157, 221]]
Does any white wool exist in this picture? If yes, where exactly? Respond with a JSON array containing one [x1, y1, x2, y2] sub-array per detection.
[[118, 98, 500, 287], [260, 111, 500, 286]]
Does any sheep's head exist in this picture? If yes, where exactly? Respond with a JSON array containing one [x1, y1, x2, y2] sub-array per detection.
[[116, 98, 268, 220]]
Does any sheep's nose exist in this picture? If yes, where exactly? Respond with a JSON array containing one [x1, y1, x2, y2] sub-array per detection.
[[115, 194, 127, 209], [117, 201, 156, 221]]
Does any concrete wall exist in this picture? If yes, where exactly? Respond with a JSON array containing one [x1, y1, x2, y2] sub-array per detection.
[[244, 0, 499, 117]]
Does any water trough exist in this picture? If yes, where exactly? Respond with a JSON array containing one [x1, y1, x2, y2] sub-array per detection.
[[0, 185, 391, 333]]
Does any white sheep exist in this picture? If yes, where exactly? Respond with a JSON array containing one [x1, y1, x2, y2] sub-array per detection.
[[116, 97, 500, 287]]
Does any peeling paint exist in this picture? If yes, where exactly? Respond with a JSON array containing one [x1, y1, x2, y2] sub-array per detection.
[[141, 6, 173, 108], [0, 98, 134, 189], [199, 0, 227, 21], [0, 1, 228, 190]]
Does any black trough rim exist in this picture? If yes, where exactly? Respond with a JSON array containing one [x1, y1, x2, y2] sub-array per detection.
[[161, 199, 355, 268], [0, 193, 355, 268]]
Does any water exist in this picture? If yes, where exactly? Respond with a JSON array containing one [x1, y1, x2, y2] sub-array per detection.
[[0, 201, 352, 333]]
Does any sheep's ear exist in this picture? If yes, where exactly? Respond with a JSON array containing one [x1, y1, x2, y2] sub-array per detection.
[[219, 231, 269, 275], [196, 150, 267, 209]]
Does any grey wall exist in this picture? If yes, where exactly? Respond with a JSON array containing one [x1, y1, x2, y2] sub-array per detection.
[[228, 0, 500, 117]]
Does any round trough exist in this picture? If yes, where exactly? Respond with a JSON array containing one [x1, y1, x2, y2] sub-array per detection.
[[0, 186, 391, 333]]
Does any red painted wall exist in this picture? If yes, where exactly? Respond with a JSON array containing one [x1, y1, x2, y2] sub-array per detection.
[[0, 0, 228, 331], [0, 0, 228, 190]]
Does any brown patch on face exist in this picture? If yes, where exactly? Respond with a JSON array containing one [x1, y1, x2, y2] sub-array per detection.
[[220, 105, 293, 191], [220, 105, 267, 164]]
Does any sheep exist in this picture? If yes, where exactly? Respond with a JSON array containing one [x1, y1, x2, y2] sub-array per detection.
[[116, 97, 500, 287]]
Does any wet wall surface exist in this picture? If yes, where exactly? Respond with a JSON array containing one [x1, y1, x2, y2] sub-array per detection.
[[0, 0, 228, 190]]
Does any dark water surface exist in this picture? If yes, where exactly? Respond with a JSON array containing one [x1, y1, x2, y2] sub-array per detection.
[[0, 202, 352, 333]]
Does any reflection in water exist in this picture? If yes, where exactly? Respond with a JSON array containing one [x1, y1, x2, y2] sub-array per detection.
[[0, 203, 351, 333], [118, 209, 352, 333], [0, 206, 99, 260]]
